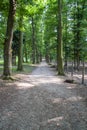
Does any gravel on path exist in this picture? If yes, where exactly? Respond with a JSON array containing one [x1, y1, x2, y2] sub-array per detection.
[[0, 60, 87, 130]]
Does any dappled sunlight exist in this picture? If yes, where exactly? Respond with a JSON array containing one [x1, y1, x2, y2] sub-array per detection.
[[52, 98, 64, 104], [29, 75, 63, 85], [14, 73, 64, 91], [66, 86, 76, 89], [67, 96, 83, 102], [40, 116, 64, 127], [16, 82, 34, 89], [47, 116, 63, 124], [13, 74, 63, 91], [51, 96, 83, 105], [66, 84, 77, 89]]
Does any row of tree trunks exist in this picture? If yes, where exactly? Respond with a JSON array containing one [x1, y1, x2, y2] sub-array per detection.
[[31, 16, 42, 64], [73, 1, 86, 71]]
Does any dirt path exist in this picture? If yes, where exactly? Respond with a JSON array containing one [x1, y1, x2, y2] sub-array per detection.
[[0, 60, 87, 130]]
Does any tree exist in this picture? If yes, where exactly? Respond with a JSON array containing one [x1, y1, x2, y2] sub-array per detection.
[[17, 17, 24, 71], [44, 0, 57, 64], [31, 16, 36, 64], [3, 0, 16, 79], [57, 0, 64, 75]]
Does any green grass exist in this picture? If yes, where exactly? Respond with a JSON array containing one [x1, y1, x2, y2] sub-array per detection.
[[0, 59, 4, 65], [0, 62, 36, 75], [0, 59, 4, 74], [0, 66, 3, 74], [12, 64, 36, 74], [23, 64, 36, 73]]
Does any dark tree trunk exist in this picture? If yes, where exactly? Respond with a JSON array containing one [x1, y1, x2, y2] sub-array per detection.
[[31, 16, 36, 64], [40, 52, 42, 62], [82, 59, 85, 84], [17, 31, 23, 71], [25, 50, 28, 63], [36, 47, 39, 64], [73, 1, 86, 71], [17, 16, 23, 71], [76, 1, 81, 71], [3, 0, 16, 78], [76, 1, 86, 71], [45, 42, 50, 63], [12, 55, 16, 65]]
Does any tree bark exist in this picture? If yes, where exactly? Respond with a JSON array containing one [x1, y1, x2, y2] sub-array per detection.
[[57, 0, 64, 75], [3, 0, 16, 78]]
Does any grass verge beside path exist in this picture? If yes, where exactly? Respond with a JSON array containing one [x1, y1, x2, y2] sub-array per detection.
[[0, 63, 37, 80], [12, 63, 37, 75]]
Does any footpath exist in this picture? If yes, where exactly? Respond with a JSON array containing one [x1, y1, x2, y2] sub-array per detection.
[[0, 60, 87, 130]]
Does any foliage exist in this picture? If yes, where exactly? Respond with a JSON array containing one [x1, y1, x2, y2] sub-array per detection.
[[0, 0, 87, 75]]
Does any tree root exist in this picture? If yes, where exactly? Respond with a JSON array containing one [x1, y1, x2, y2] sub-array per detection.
[[1, 75, 15, 81]]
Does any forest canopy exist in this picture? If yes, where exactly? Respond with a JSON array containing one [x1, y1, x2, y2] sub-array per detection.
[[0, 0, 87, 78]]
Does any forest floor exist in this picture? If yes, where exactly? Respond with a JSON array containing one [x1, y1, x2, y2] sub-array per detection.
[[0, 60, 87, 130]]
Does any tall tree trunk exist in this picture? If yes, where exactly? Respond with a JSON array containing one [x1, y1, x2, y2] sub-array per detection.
[[3, 0, 16, 78], [73, 11, 77, 70], [45, 42, 50, 63], [17, 16, 23, 71], [73, 1, 85, 71], [64, 12, 68, 72], [31, 16, 36, 64], [57, 0, 64, 75], [56, 26, 59, 70], [76, 1, 81, 71], [76, 1, 86, 71], [17, 31, 23, 70]]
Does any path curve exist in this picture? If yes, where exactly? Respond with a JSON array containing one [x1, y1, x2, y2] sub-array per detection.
[[0, 60, 87, 130]]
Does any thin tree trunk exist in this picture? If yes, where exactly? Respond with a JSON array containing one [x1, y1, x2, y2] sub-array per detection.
[[64, 12, 68, 73], [36, 47, 39, 63], [17, 30, 23, 71], [56, 25, 58, 70], [45, 42, 50, 63], [76, 1, 81, 71], [3, 0, 16, 78], [71, 61, 74, 80], [40, 52, 42, 62], [31, 16, 36, 64], [82, 60, 85, 84], [17, 15, 23, 71]]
